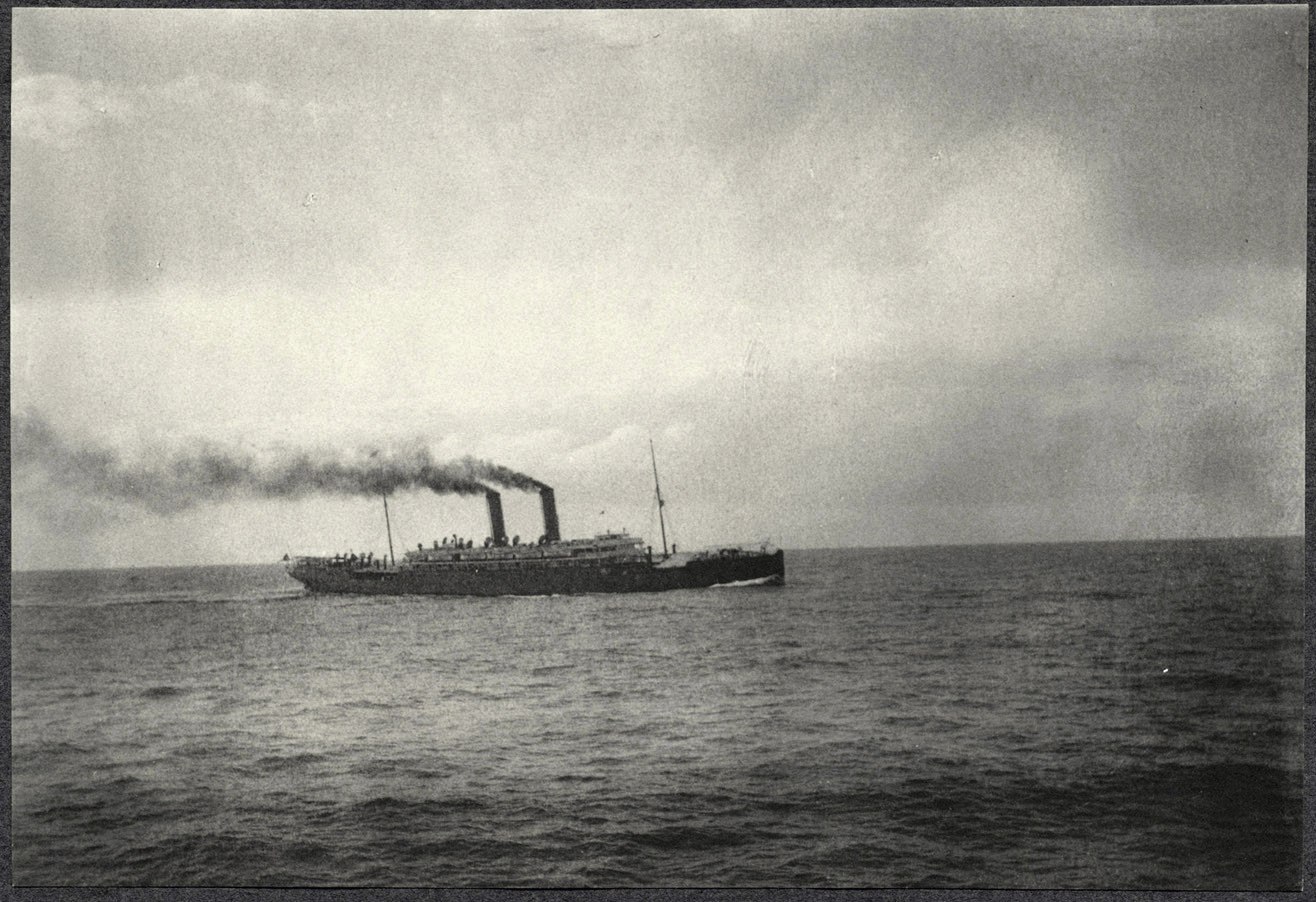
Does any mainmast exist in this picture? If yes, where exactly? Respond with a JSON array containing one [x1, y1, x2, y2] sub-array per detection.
[[650, 438, 668, 558], [382, 491, 395, 567], [372, 449, 396, 567]]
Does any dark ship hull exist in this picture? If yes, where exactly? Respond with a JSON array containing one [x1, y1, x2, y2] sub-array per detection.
[[287, 548, 784, 597]]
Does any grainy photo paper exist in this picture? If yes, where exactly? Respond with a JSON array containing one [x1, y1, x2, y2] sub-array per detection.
[[9, 6, 1305, 890]]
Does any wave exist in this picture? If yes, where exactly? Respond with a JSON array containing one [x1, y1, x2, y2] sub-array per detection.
[[330, 699, 401, 711], [1079, 589, 1144, 601], [102, 589, 309, 610], [531, 663, 577, 675], [139, 685, 188, 700], [252, 752, 331, 771], [351, 795, 487, 817], [621, 824, 746, 851], [711, 575, 782, 588], [587, 687, 625, 699], [770, 653, 853, 670]]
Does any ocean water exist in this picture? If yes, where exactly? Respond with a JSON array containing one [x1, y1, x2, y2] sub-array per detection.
[[10, 538, 1304, 888]]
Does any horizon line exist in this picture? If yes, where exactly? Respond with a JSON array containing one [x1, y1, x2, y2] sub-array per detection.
[[9, 533, 1304, 575]]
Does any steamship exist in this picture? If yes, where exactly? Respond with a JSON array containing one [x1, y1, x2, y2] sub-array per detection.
[[285, 444, 784, 597]]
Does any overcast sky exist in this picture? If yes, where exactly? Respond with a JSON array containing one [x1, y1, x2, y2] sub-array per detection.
[[11, 7, 1306, 569]]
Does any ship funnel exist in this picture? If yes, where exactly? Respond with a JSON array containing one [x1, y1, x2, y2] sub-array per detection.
[[485, 489, 508, 546], [538, 486, 561, 544]]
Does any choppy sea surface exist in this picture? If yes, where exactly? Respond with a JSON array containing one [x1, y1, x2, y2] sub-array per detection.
[[11, 538, 1304, 888]]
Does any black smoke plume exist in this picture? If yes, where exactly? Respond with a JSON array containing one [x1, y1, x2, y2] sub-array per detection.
[[12, 410, 546, 514]]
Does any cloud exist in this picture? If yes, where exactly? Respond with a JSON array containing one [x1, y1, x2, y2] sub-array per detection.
[[13, 72, 134, 148], [153, 72, 283, 111], [13, 69, 290, 151]]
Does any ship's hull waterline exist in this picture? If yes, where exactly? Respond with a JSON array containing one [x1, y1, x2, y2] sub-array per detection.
[[287, 549, 784, 597]]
